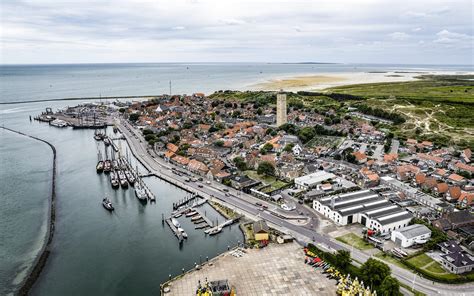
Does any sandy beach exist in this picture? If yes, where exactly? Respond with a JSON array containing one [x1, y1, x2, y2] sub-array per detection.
[[250, 71, 468, 91]]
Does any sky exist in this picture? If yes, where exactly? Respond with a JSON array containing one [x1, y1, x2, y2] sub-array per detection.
[[0, 0, 473, 65]]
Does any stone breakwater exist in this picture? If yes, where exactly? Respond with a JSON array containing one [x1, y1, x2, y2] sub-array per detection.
[[1, 127, 57, 296]]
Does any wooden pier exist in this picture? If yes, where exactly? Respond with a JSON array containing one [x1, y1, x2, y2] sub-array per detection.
[[173, 194, 197, 210], [165, 218, 183, 243]]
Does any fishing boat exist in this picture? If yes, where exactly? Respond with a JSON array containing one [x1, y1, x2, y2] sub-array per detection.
[[118, 170, 128, 188], [185, 211, 198, 217], [96, 160, 104, 173], [191, 215, 202, 222], [134, 182, 148, 201], [104, 136, 111, 146], [125, 170, 136, 186], [110, 171, 119, 188], [208, 227, 222, 236], [103, 160, 112, 173], [102, 197, 114, 211], [171, 218, 181, 228]]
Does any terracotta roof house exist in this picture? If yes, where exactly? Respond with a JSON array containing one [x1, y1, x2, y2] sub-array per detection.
[[448, 186, 462, 201], [458, 192, 474, 208], [448, 173, 466, 184], [353, 151, 367, 164], [172, 155, 190, 166], [166, 143, 179, 153], [455, 162, 474, 173], [187, 159, 209, 175], [462, 148, 472, 163], [436, 183, 449, 195], [415, 173, 426, 185], [422, 177, 438, 190]]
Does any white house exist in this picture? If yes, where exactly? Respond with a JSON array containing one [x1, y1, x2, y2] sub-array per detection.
[[391, 224, 431, 248], [292, 144, 303, 156], [295, 171, 336, 190]]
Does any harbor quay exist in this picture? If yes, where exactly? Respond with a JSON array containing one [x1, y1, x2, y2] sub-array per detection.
[[161, 242, 337, 295]]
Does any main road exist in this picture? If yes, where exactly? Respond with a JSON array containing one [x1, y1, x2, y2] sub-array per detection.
[[117, 118, 474, 296]]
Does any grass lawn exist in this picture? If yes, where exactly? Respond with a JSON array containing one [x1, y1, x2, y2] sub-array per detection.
[[407, 253, 434, 268], [374, 252, 408, 270], [245, 170, 288, 191], [425, 262, 448, 274], [335, 233, 374, 250]]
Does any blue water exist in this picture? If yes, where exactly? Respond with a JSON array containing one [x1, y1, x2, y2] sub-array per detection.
[[0, 63, 472, 295], [1, 63, 472, 103]]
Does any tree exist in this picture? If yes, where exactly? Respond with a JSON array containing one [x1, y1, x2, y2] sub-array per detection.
[[298, 126, 316, 144], [233, 156, 247, 171], [257, 161, 275, 176], [334, 250, 352, 270], [144, 134, 156, 142], [257, 108, 263, 115], [283, 143, 295, 152], [260, 143, 274, 154], [378, 276, 400, 296], [214, 140, 224, 147], [129, 113, 140, 121], [361, 258, 391, 288], [119, 108, 126, 113], [143, 129, 154, 135]]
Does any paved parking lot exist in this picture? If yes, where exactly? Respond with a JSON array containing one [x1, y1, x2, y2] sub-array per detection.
[[164, 242, 337, 295]]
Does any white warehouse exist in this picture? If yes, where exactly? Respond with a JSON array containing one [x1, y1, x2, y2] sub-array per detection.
[[391, 224, 431, 248], [313, 190, 413, 234], [294, 171, 336, 190]]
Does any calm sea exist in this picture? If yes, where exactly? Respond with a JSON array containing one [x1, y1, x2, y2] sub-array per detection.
[[0, 63, 471, 295]]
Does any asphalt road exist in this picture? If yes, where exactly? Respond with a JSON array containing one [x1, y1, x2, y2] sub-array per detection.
[[117, 118, 474, 296]]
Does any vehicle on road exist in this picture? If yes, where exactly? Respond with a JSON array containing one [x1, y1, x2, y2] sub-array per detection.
[[198, 184, 203, 188]]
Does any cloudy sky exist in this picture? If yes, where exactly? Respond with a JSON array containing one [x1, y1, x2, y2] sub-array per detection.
[[1, 0, 473, 64]]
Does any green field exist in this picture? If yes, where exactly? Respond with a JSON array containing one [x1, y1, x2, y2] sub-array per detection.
[[335, 233, 374, 250], [329, 75, 474, 149], [374, 252, 408, 270], [244, 170, 288, 192], [405, 253, 469, 281]]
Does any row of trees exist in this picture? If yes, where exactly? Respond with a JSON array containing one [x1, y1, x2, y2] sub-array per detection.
[[308, 244, 401, 295], [277, 123, 346, 145], [357, 104, 406, 125]]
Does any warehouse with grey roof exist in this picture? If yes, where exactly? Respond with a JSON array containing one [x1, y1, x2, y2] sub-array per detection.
[[313, 189, 413, 234]]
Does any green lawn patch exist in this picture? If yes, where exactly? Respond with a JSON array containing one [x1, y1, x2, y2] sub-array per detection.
[[374, 252, 408, 270], [407, 254, 433, 268], [335, 233, 374, 250], [244, 170, 289, 191]]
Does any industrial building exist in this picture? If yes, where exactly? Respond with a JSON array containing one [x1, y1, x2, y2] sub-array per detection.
[[313, 189, 413, 234], [294, 171, 336, 190], [391, 224, 432, 248]]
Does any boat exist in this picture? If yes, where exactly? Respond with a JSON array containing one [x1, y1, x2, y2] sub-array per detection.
[[103, 160, 112, 173], [102, 198, 114, 211], [134, 182, 148, 201], [110, 171, 119, 188], [191, 215, 202, 222], [171, 218, 181, 228], [96, 160, 104, 173], [104, 137, 111, 146], [112, 159, 119, 170], [118, 170, 128, 188], [113, 126, 118, 133], [177, 227, 185, 233], [50, 119, 68, 127], [125, 170, 136, 186], [208, 227, 222, 236], [182, 232, 188, 239], [185, 211, 198, 217], [174, 213, 183, 218]]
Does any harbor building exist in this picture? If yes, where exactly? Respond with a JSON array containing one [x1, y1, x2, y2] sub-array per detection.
[[313, 189, 413, 234], [391, 224, 431, 248], [276, 91, 287, 127]]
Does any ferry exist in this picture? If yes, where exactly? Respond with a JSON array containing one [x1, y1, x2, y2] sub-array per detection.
[[171, 218, 181, 228], [102, 198, 114, 211]]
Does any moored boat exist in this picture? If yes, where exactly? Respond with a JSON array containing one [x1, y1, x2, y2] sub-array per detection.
[[125, 170, 136, 186], [208, 227, 222, 236], [118, 170, 128, 188], [171, 218, 180, 228], [174, 213, 183, 218], [191, 215, 202, 221], [185, 211, 198, 217], [96, 160, 104, 173], [110, 171, 119, 188], [103, 160, 112, 173], [134, 182, 148, 201]]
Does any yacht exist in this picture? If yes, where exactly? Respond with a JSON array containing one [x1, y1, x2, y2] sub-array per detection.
[[171, 218, 181, 228], [134, 182, 148, 201]]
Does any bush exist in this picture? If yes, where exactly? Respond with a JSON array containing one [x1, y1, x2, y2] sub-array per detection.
[[257, 161, 275, 176]]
